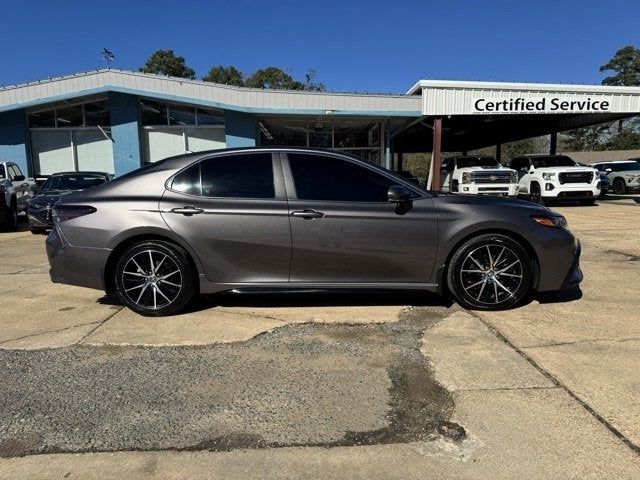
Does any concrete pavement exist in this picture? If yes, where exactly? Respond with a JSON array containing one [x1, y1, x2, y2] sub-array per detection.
[[0, 197, 638, 478]]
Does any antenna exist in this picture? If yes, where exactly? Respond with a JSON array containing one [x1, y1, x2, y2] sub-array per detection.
[[101, 48, 115, 70]]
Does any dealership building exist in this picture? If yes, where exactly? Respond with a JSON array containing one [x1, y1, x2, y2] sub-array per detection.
[[1, 69, 640, 188]]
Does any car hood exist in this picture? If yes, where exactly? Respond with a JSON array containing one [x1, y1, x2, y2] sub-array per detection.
[[433, 191, 552, 213], [30, 191, 74, 206], [456, 166, 515, 173], [535, 166, 595, 173]]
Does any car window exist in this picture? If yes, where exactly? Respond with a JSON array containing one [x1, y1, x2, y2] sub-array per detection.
[[200, 153, 275, 199], [41, 174, 107, 191], [0, 164, 5, 179], [288, 153, 396, 202], [611, 162, 640, 172], [456, 157, 499, 168], [532, 156, 576, 168], [8, 165, 20, 180], [171, 163, 201, 196]]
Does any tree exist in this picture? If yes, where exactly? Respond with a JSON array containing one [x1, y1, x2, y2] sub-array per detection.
[[599, 45, 640, 86], [245, 67, 304, 90], [139, 50, 196, 79], [303, 69, 326, 92], [202, 65, 244, 86]]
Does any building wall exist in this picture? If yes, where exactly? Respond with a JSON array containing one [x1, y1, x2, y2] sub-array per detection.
[[0, 109, 29, 175], [110, 92, 142, 176], [560, 149, 640, 164]]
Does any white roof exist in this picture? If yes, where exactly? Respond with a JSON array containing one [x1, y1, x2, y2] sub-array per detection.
[[406, 79, 640, 95]]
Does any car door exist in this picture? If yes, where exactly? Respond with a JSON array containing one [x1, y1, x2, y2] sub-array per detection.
[[283, 151, 439, 285], [9, 164, 30, 212], [159, 152, 292, 285]]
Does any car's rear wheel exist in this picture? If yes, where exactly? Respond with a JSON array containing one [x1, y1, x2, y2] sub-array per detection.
[[447, 234, 532, 310], [115, 240, 196, 316], [2, 199, 19, 231], [613, 178, 626, 194]]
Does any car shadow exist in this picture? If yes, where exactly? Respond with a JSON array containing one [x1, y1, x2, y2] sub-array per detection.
[[98, 290, 453, 313], [532, 286, 583, 304]]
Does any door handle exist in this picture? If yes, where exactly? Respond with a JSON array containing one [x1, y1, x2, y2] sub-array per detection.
[[171, 206, 204, 216], [291, 209, 325, 219]]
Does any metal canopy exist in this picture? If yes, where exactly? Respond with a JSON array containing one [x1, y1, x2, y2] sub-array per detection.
[[393, 112, 635, 153]]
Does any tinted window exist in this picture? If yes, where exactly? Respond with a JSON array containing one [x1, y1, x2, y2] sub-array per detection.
[[456, 157, 499, 168], [612, 162, 640, 172], [288, 153, 395, 202], [41, 174, 107, 191], [171, 164, 201, 195], [0, 165, 5, 179], [532, 156, 576, 168], [201, 153, 275, 198]]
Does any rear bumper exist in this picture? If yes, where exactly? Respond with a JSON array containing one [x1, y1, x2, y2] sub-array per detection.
[[46, 227, 111, 291]]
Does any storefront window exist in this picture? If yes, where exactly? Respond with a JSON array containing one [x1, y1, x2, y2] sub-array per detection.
[[141, 100, 168, 125], [28, 99, 110, 128]]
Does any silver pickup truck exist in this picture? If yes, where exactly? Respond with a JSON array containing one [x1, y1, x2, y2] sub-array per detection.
[[0, 161, 37, 230]]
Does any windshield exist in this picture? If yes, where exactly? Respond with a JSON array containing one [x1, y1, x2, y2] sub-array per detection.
[[532, 156, 577, 168], [611, 162, 640, 172], [41, 174, 107, 191], [455, 157, 499, 168]]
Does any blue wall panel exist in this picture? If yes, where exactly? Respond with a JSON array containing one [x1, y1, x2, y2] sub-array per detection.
[[110, 92, 142, 176], [0, 110, 29, 175], [224, 110, 257, 147]]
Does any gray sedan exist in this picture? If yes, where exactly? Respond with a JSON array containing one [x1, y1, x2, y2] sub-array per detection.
[[46, 148, 582, 316]]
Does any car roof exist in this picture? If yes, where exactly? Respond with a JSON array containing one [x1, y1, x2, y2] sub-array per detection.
[[593, 160, 637, 164], [49, 171, 111, 176]]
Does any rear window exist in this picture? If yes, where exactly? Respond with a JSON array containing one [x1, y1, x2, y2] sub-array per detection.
[[41, 174, 107, 191], [455, 157, 499, 168]]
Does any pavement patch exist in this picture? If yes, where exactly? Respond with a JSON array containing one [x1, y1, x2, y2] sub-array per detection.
[[0, 307, 454, 457]]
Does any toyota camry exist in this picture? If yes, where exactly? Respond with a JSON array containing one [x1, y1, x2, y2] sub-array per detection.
[[46, 147, 582, 316]]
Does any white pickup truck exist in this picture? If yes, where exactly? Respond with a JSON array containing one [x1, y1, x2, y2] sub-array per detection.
[[0, 161, 36, 230], [440, 156, 519, 197], [508, 155, 600, 206]]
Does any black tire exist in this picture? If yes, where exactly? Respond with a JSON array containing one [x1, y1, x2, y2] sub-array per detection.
[[114, 240, 197, 316], [3, 199, 19, 231], [613, 178, 626, 195], [529, 183, 545, 205], [447, 234, 532, 311], [579, 198, 596, 206]]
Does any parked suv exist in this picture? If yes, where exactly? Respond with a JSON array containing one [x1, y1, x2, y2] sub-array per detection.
[[509, 155, 600, 205], [591, 161, 640, 194], [440, 156, 518, 197], [0, 161, 36, 230]]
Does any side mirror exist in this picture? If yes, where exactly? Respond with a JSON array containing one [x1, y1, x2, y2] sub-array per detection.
[[13, 174, 25, 182], [605, 168, 612, 173], [528, 168, 535, 174], [387, 185, 412, 203]]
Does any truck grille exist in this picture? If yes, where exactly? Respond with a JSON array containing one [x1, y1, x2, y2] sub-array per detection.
[[471, 171, 513, 184], [559, 172, 593, 184]]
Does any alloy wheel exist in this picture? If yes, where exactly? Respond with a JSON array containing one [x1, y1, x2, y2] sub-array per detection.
[[121, 249, 183, 310], [458, 244, 524, 305]]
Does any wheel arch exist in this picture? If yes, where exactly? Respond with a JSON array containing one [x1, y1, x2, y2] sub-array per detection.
[[104, 232, 201, 294], [438, 228, 541, 294]]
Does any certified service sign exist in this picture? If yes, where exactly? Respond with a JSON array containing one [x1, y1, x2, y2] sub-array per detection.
[[473, 97, 612, 113]]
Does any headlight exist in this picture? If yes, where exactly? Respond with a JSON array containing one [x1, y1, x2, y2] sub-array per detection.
[[532, 215, 567, 228], [461, 172, 472, 183], [542, 172, 556, 181]]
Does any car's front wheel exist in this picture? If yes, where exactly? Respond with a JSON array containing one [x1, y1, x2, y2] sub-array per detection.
[[613, 178, 626, 194], [114, 240, 197, 316], [447, 234, 532, 310], [529, 183, 546, 205]]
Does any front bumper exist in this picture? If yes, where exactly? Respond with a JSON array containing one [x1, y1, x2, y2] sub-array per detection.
[[541, 183, 600, 200], [536, 232, 583, 292], [46, 227, 111, 291], [458, 183, 518, 197], [560, 240, 583, 290]]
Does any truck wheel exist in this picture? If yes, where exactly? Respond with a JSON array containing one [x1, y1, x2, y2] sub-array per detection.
[[2, 199, 19, 231], [529, 183, 545, 205], [613, 178, 626, 194]]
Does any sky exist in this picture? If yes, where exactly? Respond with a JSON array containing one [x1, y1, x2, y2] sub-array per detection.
[[1, 0, 639, 93]]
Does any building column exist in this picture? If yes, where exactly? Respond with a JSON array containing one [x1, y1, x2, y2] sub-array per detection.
[[110, 92, 142, 176], [225, 111, 257, 148], [549, 132, 557, 155], [431, 117, 443, 190], [384, 119, 392, 170], [0, 110, 30, 175]]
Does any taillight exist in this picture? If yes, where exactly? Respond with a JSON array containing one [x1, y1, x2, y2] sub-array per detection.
[[52, 205, 96, 223]]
